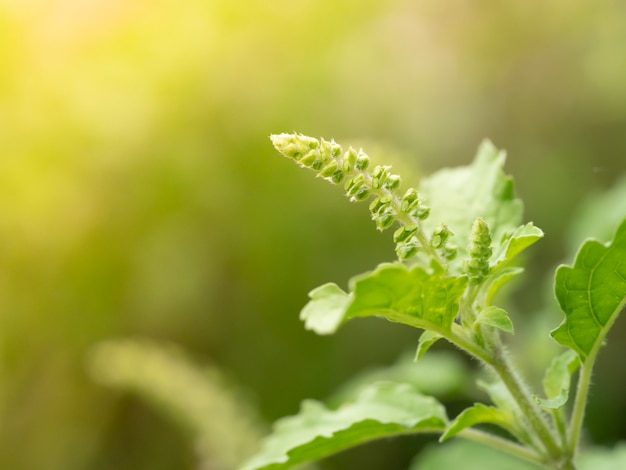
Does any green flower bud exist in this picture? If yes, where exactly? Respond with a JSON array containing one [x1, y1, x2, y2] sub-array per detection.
[[373, 206, 395, 230], [371, 165, 388, 190], [393, 224, 418, 243], [355, 150, 370, 171], [410, 205, 430, 220], [430, 224, 452, 249], [400, 189, 429, 220], [299, 150, 318, 167], [352, 187, 370, 201], [318, 139, 334, 162], [342, 147, 358, 172], [330, 169, 345, 184], [330, 141, 342, 158], [307, 138, 319, 149], [441, 244, 458, 261], [311, 159, 324, 171], [401, 188, 419, 208], [369, 195, 391, 214], [383, 174, 401, 190], [319, 160, 338, 178], [396, 238, 419, 260], [344, 174, 365, 193]]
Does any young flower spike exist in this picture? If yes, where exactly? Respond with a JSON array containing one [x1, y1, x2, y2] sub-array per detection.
[[463, 217, 493, 283], [270, 133, 441, 263]]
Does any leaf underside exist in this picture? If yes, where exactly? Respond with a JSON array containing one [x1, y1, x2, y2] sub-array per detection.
[[551, 218, 626, 361], [240, 382, 447, 470]]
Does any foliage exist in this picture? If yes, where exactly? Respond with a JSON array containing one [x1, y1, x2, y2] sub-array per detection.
[[3, 3, 626, 469], [241, 134, 626, 470]]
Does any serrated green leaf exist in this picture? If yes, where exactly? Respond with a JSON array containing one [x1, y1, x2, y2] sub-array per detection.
[[418, 140, 526, 272], [345, 262, 468, 333], [477, 306, 514, 334], [440, 403, 516, 442], [533, 350, 580, 410], [299, 283, 352, 335], [240, 382, 447, 470], [298, 263, 467, 339], [551, 218, 626, 362], [415, 331, 443, 361]]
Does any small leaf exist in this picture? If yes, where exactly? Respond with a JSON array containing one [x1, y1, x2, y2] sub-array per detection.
[[415, 331, 443, 361], [440, 403, 516, 442], [493, 222, 544, 268], [534, 350, 580, 410], [299, 283, 352, 335], [476, 306, 514, 334], [551, 218, 626, 362], [345, 262, 468, 334], [240, 382, 447, 470], [533, 390, 569, 411]]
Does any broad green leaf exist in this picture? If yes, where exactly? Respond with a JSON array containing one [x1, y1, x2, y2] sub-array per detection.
[[551, 218, 626, 362], [345, 262, 468, 333], [440, 403, 517, 442], [299, 283, 352, 335], [328, 352, 471, 406], [298, 263, 467, 337], [534, 350, 580, 410], [476, 306, 514, 334], [415, 331, 443, 361], [418, 140, 527, 272], [240, 382, 447, 470], [410, 440, 543, 470]]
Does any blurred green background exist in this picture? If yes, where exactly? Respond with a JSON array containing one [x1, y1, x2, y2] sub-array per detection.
[[1, 1, 626, 469]]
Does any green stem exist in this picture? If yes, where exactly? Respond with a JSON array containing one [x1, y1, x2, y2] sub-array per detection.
[[491, 349, 562, 459], [392, 199, 443, 265], [446, 325, 494, 365], [459, 428, 547, 468], [551, 409, 569, 450], [567, 356, 593, 454]]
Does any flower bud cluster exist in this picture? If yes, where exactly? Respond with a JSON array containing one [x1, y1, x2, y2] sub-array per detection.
[[463, 218, 493, 283], [271, 133, 441, 263], [430, 224, 458, 261]]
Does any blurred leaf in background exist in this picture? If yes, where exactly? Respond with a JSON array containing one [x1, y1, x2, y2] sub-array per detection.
[[0, 1, 626, 469]]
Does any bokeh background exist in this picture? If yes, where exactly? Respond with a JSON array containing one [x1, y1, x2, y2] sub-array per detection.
[[1, 1, 626, 469]]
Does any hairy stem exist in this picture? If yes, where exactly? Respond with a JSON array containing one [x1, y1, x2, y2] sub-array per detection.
[[491, 348, 562, 459], [459, 428, 548, 469]]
